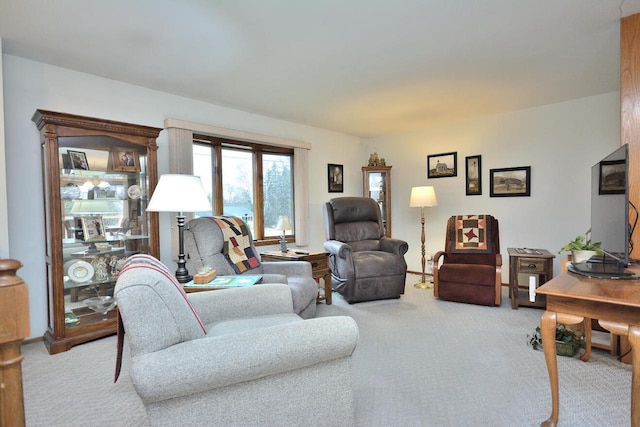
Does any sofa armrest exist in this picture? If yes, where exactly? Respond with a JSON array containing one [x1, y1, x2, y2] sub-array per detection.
[[379, 237, 409, 255], [129, 316, 359, 404], [261, 260, 312, 277], [187, 284, 294, 324]]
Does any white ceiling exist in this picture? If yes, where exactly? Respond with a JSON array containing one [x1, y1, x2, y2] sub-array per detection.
[[1, 0, 640, 138]]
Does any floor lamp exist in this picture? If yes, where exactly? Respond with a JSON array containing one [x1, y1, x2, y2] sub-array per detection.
[[409, 186, 438, 289], [147, 174, 211, 283]]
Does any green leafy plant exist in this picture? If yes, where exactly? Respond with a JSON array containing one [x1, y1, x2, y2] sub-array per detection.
[[558, 228, 602, 254], [527, 324, 585, 356]]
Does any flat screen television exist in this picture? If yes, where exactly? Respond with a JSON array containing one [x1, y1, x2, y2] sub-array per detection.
[[570, 144, 637, 278]]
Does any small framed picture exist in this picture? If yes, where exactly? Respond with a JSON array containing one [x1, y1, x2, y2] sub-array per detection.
[[599, 159, 625, 194], [490, 166, 531, 197], [328, 164, 344, 193], [111, 148, 141, 172], [81, 215, 106, 241], [427, 152, 457, 178], [68, 150, 89, 170], [465, 155, 482, 196]]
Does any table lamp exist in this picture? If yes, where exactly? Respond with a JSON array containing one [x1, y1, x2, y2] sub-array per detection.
[[276, 215, 293, 252], [409, 186, 438, 289], [147, 174, 211, 283]]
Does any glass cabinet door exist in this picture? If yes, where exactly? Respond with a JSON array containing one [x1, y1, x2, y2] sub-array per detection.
[[59, 139, 152, 330], [362, 166, 392, 237]]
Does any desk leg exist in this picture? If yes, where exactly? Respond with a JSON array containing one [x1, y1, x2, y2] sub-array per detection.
[[541, 311, 587, 427], [629, 326, 640, 427], [323, 273, 332, 305], [541, 310, 559, 427]]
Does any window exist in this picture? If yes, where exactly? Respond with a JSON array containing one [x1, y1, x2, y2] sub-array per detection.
[[193, 136, 294, 244]]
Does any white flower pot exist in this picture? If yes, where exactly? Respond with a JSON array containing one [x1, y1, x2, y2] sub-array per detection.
[[571, 249, 597, 264]]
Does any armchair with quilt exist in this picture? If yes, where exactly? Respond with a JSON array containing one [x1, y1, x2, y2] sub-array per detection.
[[183, 216, 318, 319], [114, 254, 359, 427], [323, 197, 408, 303], [433, 214, 502, 306]]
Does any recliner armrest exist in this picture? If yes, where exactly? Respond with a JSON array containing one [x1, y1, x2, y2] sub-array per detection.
[[188, 284, 294, 324], [324, 240, 352, 258], [129, 316, 359, 404], [379, 237, 409, 255]]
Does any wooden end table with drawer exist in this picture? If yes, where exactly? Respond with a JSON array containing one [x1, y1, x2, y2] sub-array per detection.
[[261, 250, 332, 305], [508, 247, 554, 310]]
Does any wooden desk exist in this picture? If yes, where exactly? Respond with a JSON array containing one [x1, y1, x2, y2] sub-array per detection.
[[261, 251, 332, 305], [535, 271, 640, 426]]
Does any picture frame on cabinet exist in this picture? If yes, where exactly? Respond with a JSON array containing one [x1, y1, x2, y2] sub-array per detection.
[[68, 150, 89, 170], [427, 152, 457, 178], [80, 215, 106, 241], [111, 148, 141, 172], [328, 164, 344, 193], [465, 155, 482, 195], [490, 166, 531, 197]]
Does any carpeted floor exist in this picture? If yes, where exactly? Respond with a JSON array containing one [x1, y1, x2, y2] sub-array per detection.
[[20, 275, 632, 426]]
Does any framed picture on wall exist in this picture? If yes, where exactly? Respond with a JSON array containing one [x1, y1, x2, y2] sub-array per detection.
[[427, 152, 457, 178], [465, 155, 482, 195], [490, 166, 531, 197], [328, 164, 344, 193]]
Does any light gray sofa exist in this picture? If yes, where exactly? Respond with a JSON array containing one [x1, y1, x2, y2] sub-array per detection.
[[184, 216, 318, 318], [114, 254, 359, 427]]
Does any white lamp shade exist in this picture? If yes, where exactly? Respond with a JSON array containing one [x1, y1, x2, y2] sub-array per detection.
[[276, 215, 293, 231], [146, 174, 211, 213], [409, 186, 438, 208]]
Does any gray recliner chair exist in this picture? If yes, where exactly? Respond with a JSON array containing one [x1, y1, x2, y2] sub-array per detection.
[[184, 216, 318, 319], [323, 197, 408, 303], [114, 254, 358, 427]]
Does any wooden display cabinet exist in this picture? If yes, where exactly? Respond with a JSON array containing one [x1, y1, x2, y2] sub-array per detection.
[[362, 166, 392, 237], [32, 110, 161, 354]]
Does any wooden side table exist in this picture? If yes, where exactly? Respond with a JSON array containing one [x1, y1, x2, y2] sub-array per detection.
[[507, 247, 554, 309], [261, 250, 332, 305]]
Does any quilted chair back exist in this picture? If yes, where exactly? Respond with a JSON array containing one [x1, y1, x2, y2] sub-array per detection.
[[323, 197, 384, 252], [444, 214, 500, 263], [184, 216, 264, 276], [114, 254, 206, 357]]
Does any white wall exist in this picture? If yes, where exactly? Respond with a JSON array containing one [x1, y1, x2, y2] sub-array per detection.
[[365, 92, 621, 281], [2, 55, 362, 339], [2, 53, 622, 339], [0, 39, 9, 258]]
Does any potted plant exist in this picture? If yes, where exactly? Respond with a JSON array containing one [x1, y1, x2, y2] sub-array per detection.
[[558, 228, 602, 264], [527, 324, 585, 357]]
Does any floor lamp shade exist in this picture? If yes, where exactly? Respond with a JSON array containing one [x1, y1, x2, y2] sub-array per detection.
[[410, 186, 438, 208], [410, 186, 437, 289], [147, 174, 211, 283]]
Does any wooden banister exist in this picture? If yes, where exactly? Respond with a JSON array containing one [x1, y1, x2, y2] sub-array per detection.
[[0, 259, 30, 427]]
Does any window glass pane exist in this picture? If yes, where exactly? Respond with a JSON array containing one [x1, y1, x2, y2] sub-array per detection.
[[263, 153, 293, 237], [222, 148, 254, 234], [192, 144, 213, 217]]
